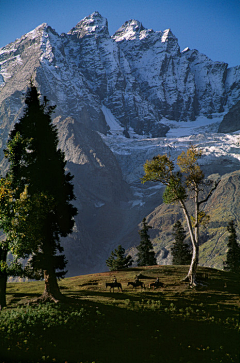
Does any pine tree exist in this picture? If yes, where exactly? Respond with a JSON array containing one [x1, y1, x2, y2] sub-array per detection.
[[224, 220, 240, 273], [171, 221, 192, 265], [136, 218, 157, 266], [0, 179, 52, 308], [106, 245, 133, 271], [4, 83, 77, 301]]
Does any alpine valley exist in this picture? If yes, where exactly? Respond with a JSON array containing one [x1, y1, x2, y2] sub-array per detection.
[[1, 12, 240, 276]]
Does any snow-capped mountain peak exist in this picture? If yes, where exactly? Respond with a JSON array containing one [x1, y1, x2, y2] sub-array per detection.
[[1, 11, 240, 132], [161, 28, 175, 42], [67, 11, 109, 39], [112, 19, 150, 42], [182, 47, 190, 53]]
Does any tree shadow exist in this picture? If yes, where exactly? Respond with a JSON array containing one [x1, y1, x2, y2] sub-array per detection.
[[63, 288, 165, 304]]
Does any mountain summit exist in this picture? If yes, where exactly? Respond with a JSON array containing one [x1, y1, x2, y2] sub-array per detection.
[[68, 11, 109, 38], [0, 12, 240, 274], [112, 19, 149, 41]]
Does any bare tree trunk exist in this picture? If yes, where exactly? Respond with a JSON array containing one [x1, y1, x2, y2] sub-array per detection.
[[180, 199, 198, 286], [191, 187, 200, 286], [0, 274, 7, 310], [0, 247, 8, 309], [187, 243, 199, 286], [42, 268, 62, 302], [184, 181, 220, 286]]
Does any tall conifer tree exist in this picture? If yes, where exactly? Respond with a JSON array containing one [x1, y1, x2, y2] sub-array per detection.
[[171, 221, 192, 265], [4, 83, 77, 301], [136, 218, 157, 266], [224, 220, 240, 273], [0, 179, 53, 308], [106, 245, 133, 271]]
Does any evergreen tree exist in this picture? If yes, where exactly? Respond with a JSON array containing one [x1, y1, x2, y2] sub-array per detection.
[[4, 83, 77, 301], [224, 220, 240, 273], [106, 245, 133, 271], [136, 218, 157, 266], [0, 179, 53, 308], [171, 221, 192, 265]]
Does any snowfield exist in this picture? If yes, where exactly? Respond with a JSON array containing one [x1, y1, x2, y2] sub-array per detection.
[[101, 112, 240, 188]]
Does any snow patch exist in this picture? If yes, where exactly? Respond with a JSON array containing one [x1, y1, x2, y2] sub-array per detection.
[[182, 47, 190, 53], [131, 200, 145, 207], [161, 29, 171, 43], [101, 105, 124, 135], [162, 114, 224, 138], [95, 201, 105, 208]]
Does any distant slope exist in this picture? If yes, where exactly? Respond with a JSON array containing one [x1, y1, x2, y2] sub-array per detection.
[[139, 170, 240, 269], [218, 100, 240, 133]]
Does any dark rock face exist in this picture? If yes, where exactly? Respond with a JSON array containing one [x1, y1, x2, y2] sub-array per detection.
[[54, 117, 134, 275], [218, 100, 240, 133], [1, 12, 240, 274], [182, 49, 228, 115]]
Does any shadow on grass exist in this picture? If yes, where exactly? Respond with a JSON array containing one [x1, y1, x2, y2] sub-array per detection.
[[63, 288, 165, 301], [2, 295, 239, 363]]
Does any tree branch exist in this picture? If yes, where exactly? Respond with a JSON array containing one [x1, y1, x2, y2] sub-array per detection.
[[198, 179, 221, 206]]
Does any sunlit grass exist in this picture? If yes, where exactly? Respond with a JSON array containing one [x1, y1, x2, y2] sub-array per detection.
[[1, 265, 239, 362]]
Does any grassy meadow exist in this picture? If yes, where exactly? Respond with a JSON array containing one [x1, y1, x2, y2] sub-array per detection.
[[0, 265, 239, 363]]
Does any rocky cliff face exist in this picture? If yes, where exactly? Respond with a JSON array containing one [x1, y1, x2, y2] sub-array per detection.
[[1, 11, 240, 275], [1, 12, 240, 137], [218, 100, 240, 133]]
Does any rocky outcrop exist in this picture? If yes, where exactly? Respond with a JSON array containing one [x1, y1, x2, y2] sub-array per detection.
[[112, 21, 197, 121], [218, 100, 240, 133], [182, 48, 228, 115]]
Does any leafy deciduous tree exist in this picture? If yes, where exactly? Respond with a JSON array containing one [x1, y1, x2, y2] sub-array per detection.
[[171, 220, 192, 265], [141, 146, 220, 286], [136, 218, 157, 266], [106, 245, 133, 271]]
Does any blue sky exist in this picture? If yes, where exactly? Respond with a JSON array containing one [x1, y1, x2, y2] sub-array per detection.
[[0, 0, 239, 67]]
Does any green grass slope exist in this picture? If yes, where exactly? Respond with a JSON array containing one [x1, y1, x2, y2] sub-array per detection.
[[1, 265, 240, 363]]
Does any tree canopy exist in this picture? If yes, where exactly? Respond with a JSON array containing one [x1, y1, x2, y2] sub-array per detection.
[[142, 145, 220, 286], [0, 177, 51, 308], [136, 218, 157, 266], [224, 220, 240, 274], [106, 245, 133, 271], [171, 221, 192, 265], [2, 82, 77, 302]]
